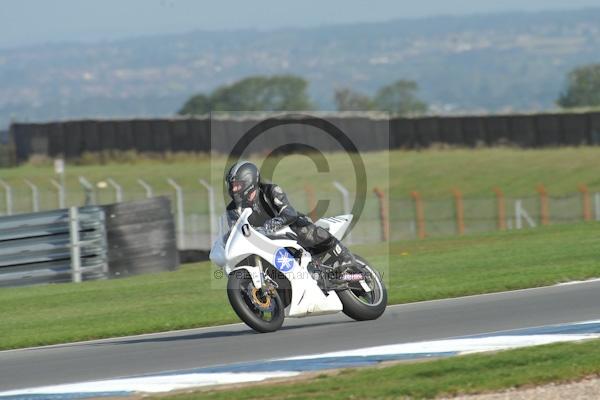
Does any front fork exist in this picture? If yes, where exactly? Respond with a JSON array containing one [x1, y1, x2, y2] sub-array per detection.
[[255, 255, 266, 288], [255, 255, 279, 297]]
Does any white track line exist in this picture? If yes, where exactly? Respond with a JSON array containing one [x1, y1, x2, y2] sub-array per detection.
[[555, 277, 600, 286], [0, 372, 300, 396], [2, 331, 599, 397], [284, 333, 600, 360]]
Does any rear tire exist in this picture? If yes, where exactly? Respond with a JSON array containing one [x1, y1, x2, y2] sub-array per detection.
[[338, 256, 387, 321], [227, 270, 285, 333]]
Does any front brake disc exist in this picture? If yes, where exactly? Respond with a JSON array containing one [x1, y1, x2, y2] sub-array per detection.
[[248, 287, 274, 311]]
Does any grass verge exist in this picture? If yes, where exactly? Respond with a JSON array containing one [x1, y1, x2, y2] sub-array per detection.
[[159, 338, 600, 400], [0, 222, 598, 350]]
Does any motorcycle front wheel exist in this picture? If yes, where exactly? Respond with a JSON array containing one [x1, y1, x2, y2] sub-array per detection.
[[337, 255, 387, 321], [227, 270, 285, 333]]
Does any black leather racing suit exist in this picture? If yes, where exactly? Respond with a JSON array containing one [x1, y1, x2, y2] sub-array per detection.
[[226, 182, 338, 255]]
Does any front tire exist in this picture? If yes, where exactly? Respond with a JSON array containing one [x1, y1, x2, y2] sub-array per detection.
[[227, 270, 285, 333], [338, 256, 387, 321]]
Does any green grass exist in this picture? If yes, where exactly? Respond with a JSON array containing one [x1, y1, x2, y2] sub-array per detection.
[[0, 264, 235, 349], [380, 222, 600, 304], [161, 338, 600, 400], [0, 222, 598, 350]]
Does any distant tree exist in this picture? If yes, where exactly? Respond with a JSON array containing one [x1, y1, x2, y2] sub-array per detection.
[[178, 93, 211, 115], [373, 80, 427, 116], [211, 75, 313, 111], [178, 75, 312, 115], [334, 88, 374, 111], [558, 64, 600, 108]]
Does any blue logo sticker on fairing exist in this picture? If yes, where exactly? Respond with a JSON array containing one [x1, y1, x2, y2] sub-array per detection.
[[274, 248, 295, 272]]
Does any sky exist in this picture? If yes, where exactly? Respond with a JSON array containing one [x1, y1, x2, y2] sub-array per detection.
[[1, 0, 599, 49]]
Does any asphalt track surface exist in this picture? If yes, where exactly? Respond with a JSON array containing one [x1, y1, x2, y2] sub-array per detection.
[[1, 280, 600, 391]]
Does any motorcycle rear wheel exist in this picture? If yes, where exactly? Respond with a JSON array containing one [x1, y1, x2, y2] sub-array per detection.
[[337, 255, 387, 321], [227, 270, 285, 333]]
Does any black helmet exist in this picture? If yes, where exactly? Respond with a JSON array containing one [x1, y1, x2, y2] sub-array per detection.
[[225, 161, 260, 207]]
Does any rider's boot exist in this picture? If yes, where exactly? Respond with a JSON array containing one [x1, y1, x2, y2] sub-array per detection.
[[310, 259, 348, 291], [312, 240, 356, 291], [321, 241, 356, 273]]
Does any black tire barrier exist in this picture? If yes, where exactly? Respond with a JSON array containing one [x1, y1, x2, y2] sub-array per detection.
[[179, 249, 210, 264], [103, 196, 180, 277]]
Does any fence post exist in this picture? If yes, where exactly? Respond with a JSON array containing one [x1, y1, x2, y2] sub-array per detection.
[[452, 188, 465, 235], [107, 178, 123, 203], [579, 184, 592, 222], [24, 179, 40, 212], [536, 184, 549, 225], [0, 179, 13, 215], [595, 192, 600, 222], [78, 176, 96, 205], [411, 191, 426, 239], [51, 179, 66, 208], [168, 178, 185, 249], [199, 179, 216, 243], [333, 181, 352, 244], [137, 179, 153, 199], [373, 187, 389, 242], [305, 184, 318, 222], [515, 200, 522, 229], [493, 187, 506, 231], [55, 159, 66, 208], [69, 206, 82, 283]]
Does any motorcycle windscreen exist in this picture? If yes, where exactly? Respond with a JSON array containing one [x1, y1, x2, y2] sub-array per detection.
[[209, 213, 232, 267]]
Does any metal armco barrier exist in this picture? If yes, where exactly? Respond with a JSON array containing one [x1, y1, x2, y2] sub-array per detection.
[[0, 206, 107, 287]]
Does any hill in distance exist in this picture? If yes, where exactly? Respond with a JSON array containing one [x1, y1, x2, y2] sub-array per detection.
[[1, 7, 600, 129]]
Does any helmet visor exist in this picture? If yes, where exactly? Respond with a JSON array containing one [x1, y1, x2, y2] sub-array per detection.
[[230, 180, 246, 193]]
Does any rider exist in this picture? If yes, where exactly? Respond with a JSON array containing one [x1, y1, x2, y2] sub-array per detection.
[[224, 161, 355, 280]]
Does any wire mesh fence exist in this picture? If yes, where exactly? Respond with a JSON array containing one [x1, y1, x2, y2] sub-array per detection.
[[389, 191, 599, 243], [0, 177, 597, 249]]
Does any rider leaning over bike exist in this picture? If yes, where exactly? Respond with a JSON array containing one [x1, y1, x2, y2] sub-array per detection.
[[224, 161, 355, 277]]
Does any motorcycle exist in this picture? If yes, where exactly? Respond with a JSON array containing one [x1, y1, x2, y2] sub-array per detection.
[[209, 208, 387, 333]]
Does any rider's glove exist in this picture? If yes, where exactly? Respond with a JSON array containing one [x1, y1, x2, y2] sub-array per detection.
[[264, 217, 285, 234]]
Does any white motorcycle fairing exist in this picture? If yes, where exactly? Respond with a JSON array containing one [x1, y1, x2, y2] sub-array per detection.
[[314, 215, 353, 241], [210, 208, 352, 318]]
